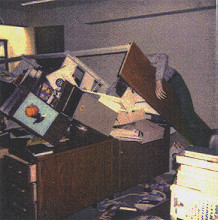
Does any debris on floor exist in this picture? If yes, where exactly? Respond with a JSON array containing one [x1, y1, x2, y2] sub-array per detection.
[[97, 172, 176, 220]]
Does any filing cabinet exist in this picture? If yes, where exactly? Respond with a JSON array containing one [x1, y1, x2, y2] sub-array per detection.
[[3, 154, 37, 219]]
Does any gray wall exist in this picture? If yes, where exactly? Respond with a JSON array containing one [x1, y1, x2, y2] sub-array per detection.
[[4, 0, 217, 128], [0, 8, 30, 27]]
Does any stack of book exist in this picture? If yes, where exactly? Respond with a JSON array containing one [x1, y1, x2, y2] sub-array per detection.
[[25, 144, 54, 157], [170, 146, 218, 220]]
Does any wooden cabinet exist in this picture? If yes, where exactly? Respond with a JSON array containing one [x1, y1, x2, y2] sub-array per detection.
[[3, 154, 37, 219], [119, 137, 169, 191], [3, 134, 170, 220], [36, 139, 119, 220]]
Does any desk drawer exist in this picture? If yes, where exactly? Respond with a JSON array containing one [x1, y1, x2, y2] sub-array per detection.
[[8, 195, 37, 220], [7, 182, 37, 202], [4, 155, 36, 183]]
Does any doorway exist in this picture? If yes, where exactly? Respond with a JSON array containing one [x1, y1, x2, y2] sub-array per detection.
[[34, 25, 65, 73]]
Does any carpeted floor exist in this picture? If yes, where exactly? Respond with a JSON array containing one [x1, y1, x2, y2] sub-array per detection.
[[0, 159, 176, 220], [61, 171, 176, 220]]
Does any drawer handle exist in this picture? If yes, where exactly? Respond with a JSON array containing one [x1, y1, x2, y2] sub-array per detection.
[[11, 184, 26, 193], [12, 201, 27, 212], [8, 166, 23, 174]]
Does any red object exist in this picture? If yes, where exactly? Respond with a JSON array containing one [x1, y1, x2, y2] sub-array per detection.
[[25, 104, 39, 117]]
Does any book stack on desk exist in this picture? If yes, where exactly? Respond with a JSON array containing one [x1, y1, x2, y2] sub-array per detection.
[[8, 143, 54, 164], [170, 146, 218, 220], [176, 146, 218, 193], [25, 144, 54, 157]]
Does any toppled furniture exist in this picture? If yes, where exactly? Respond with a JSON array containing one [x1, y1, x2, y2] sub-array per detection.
[[1, 42, 211, 145], [0, 42, 209, 219]]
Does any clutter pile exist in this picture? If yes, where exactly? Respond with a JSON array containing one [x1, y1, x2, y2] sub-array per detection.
[[0, 48, 167, 155], [97, 172, 175, 220]]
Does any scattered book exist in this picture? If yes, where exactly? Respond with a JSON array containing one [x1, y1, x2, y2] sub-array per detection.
[[184, 146, 218, 162], [25, 144, 54, 157], [176, 154, 218, 171], [179, 164, 218, 179], [176, 170, 218, 195]]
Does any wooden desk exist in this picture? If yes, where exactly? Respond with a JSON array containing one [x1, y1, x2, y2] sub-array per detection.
[[3, 132, 169, 220]]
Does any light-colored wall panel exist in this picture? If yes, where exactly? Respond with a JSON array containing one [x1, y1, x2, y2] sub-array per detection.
[[0, 25, 35, 71]]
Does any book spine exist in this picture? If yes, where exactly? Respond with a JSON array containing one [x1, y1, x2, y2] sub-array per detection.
[[176, 155, 218, 171], [176, 170, 217, 194], [179, 164, 218, 179], [184, 151, 218, 163]]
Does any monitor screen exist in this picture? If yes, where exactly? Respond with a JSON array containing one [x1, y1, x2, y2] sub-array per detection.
[[13, 93, 58, 136]]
